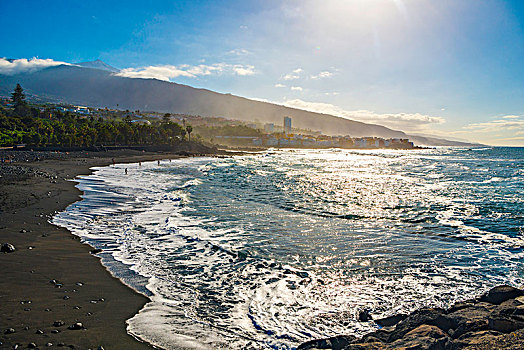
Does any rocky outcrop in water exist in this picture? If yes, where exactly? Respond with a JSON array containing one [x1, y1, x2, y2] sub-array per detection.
[[298, 285, 524, 349]]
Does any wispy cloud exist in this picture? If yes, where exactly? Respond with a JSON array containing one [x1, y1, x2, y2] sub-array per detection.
[[116, 63, 256, 81], [228, 48, 250, 56], [116, 65, 195, 80], [0, 57, 69, 75], [282, 68, 303, 80], [463, 115, 524, 132], [274, 83, 286, 88], [310, 71, 333, 79], [290, 86, 303, 91], [283, 99, 445, 132]]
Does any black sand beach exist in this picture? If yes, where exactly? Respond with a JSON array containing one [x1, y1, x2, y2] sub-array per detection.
[[0, 149, 219, 349]]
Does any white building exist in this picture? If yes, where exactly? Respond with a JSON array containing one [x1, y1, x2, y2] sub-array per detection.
[[283, 116, 292, 134]]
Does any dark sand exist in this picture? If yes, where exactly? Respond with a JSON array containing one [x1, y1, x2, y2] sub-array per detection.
[[0, 150, 203, 349]]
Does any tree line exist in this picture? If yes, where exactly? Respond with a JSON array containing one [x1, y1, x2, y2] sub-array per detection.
[[0, 84, 191, 147]]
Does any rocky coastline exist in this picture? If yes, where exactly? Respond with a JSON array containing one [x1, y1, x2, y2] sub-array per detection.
[[299, 285, 524, 349]]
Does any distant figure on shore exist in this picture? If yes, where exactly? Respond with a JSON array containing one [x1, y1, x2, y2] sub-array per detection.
[[157, 160, 160, 165], [125, 168, 128, 175], [169, 159, 171, 162], [112, 158, 115, 166], [139, 161, 142, 167]]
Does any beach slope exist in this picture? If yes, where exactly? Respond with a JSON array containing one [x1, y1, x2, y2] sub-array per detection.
[[0, 150, 204, 349]]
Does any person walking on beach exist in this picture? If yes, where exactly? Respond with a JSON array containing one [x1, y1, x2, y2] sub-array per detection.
[[157, 160, 160, 165], [125, 168, 128, 175], [112, 158, 115, 166]]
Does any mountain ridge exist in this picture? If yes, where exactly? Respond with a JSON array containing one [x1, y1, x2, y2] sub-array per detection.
[[0, 64, 481, 146], [75, 59, 119, 72]]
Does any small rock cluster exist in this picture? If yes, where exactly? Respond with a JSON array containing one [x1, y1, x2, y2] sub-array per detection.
[[298, 285, 524, 350], [0, 164, 50, 183]]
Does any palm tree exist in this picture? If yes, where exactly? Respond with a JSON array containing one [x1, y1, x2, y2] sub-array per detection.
[[186, 125, 193, 141]]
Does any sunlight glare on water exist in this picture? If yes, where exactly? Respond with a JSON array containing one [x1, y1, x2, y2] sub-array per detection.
[[54, 147, 524, 349]]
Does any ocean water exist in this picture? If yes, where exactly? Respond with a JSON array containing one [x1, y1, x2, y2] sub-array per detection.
[[53, 147, 524, 349]]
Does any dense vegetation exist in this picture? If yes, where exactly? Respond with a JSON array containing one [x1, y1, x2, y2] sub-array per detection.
[[194, 124, 263, 140], [0, 84, 188, 147]]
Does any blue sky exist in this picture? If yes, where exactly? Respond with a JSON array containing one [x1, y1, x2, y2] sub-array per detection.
[[1, 0, 524, 145]]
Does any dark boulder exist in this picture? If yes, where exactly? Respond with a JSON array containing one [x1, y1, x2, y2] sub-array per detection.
[[493, 298, 524, 316], [389, 324, 451, 350], [488, 316, 524, 333], [375, 314, 408, 327], [358, 309, 372, 322], [359, 329, 392, 344], [388, 308, 453, 342], [446, 304, 492, 338], [454, 330, 506, 348], [297, 335, 356, 350], [1, 243, 16, 253], [480, 285, 523, 305]]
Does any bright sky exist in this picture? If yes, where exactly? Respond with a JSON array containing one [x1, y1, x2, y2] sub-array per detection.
[[1, 0, 524, 145]]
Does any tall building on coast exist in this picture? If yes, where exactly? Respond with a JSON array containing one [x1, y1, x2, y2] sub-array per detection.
[[283, 116, 292, 134]]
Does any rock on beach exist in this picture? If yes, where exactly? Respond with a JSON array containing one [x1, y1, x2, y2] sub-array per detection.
[[298, 285, 524, 350], [1, 243, 16, 253]]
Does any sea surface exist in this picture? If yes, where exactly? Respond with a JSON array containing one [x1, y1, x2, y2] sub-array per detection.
[[53, 147, 524, 349]]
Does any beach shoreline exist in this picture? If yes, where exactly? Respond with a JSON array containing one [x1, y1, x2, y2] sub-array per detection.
[[0, 149, 217, 349], [2, 148, 523, 350]]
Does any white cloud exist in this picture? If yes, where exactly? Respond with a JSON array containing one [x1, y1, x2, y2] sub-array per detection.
[[282, 68, 303, 80], [463, 115, 524, 132], [183, 63, 225, 76], [228, 48, 250, 55], [116, 65, 195, 80], [115, 63, 256, 81], [283, 99, 445, 132], [283, 73, 299, 80], [274, 83, 286, 88], [290, 86, 303, 91], [311, 71, 333, 79], [232, 64, 256, 76], [0, 57, 70, 75]]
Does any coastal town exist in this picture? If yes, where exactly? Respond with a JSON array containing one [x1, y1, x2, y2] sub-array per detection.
[[1, 96, 416, 150], [214, 116, 415, 149]]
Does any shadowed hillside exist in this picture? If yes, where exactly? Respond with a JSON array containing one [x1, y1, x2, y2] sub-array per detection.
[[0, 64, 480, 146]]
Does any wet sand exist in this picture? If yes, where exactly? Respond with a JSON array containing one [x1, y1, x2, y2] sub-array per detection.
[[0, 150, 202, 349]]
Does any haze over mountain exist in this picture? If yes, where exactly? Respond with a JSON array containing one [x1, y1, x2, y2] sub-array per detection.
[[75, 59, 119, 72], [0, 61, 479, 146]]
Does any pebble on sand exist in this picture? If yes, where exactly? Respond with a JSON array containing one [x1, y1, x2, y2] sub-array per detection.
[[68, 322, 84, 330], [1, 243, 16, 253]]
